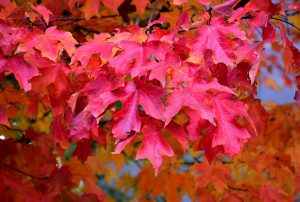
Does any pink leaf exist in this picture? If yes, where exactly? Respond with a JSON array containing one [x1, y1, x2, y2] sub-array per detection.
[[211, 93, 251, 156], [166, 121, 188, 151], [191, 17, 245, 66], [0, 54, 39, 91], [18, 27, 77, 62], [164, 79, 234, 125], [71, 34, 115, 67], [112, 90, 141, 139], [136, 119, 174, 173], [31, 4, 53, 24]]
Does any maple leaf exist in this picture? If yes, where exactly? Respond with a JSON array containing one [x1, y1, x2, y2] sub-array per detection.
[[148, 51, 181, 86], [110, 40, 170, 77], [17, 27, 77, 62], [0, 0, 299, 199], [112, 133, 137, 154], [132, 0, 149, 14], [30, 4, 53, 24], [210, 93, 252, 156], [0, 106, 9, 126], [173, 0, 210, 5], [185, 92, 254, 158], [190, 16, 246, 66], [102, 0, 124, 13], [213, 0, 241, 16], [23, 51, 69, 95], [0, 54, 39, 91], [76, 72, 124, 120], [112, 88, 141, 140], [51, 115, 69, 148], [165, 121, 188, 151], [73, 138, 94, 162], [164, 79, 234, 125], [50, 166, 73, 192], [80, 0, 101, 19], [136, 118, 174, 173], [0, 23, 29, 55], [112, 81, 165, 139], [70, 111, 98, 141], [71, 34, 115, 67]]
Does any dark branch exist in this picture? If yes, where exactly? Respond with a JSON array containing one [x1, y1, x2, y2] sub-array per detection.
[[228, 185, 249, 192], [147, 0, 159, 28], [35, 15, 119, 26], [75, 25, 100, 34], [3, 163, 49, 180], [121, 151, 142, 169], [271, 17, 300, 31]]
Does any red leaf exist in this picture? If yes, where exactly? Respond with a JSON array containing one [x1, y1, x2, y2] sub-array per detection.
[[132, 0, 149, 14], [136, 119, 174, 173], [71, 34, 115, 67], [49, 166, 73, 191], [211, 93, 252, 156], [70, 111, 98, 141], [112, 88, 141, 139], [0, 23, 29, 55], [17, 27, 77, 62], [0, 54, 39, 91], [110, 41, 170, 77], [80, 0, 101, 19], [24, 51, 69, 95], [213, 0, 241, 16], [0, 106, 9, 126], [73, 138, 94, 162], [102, 0, 124, 13], [191, 17, 246, 66], [173, 0, 210, 5], [112, 82, 165, 140], [166, 121, 188, 151], [30, 4, 53, 24], [164, 79, 234, 125]]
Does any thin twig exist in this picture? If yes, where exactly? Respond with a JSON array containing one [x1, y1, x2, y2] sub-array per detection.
[[178, 14, 300, 34], [3, 163, 49, 180], [147, 0, 159, 28], [192, 155, 202, 163], [36, 15, 119, 25], [75, 25, 100, 34], [121, 151, 142, 169], [2, 125, 24, 133], [228, 185, 249, 192], [271, 17, 300, 31]]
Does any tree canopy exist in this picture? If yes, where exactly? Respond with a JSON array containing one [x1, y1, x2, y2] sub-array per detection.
[[0, 0, 299, 201]]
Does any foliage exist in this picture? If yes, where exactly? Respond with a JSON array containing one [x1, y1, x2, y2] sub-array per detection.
[[0, 0, 299, 201]]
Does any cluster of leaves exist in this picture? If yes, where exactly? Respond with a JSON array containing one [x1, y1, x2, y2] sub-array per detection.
[[0, 0, 299, 201]]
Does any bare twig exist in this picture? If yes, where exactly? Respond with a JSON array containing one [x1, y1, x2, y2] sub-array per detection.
[[75, 25, 100, 34], [228, 185, 249, 192], [35, 15, 119, 26], [147, 0, 159, 28], [3, 163, 49, 180], [271, 17, 300, 31], [121, 151, 142, 169]]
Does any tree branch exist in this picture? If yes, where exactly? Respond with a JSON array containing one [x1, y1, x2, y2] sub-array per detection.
[[3, 163, 49, 180], [121, 151, 142, 169], [228, 185, 249, 192], [35, 15, 119, 26], [271, 17, 300, 31], [147, 0, 159, 28]]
